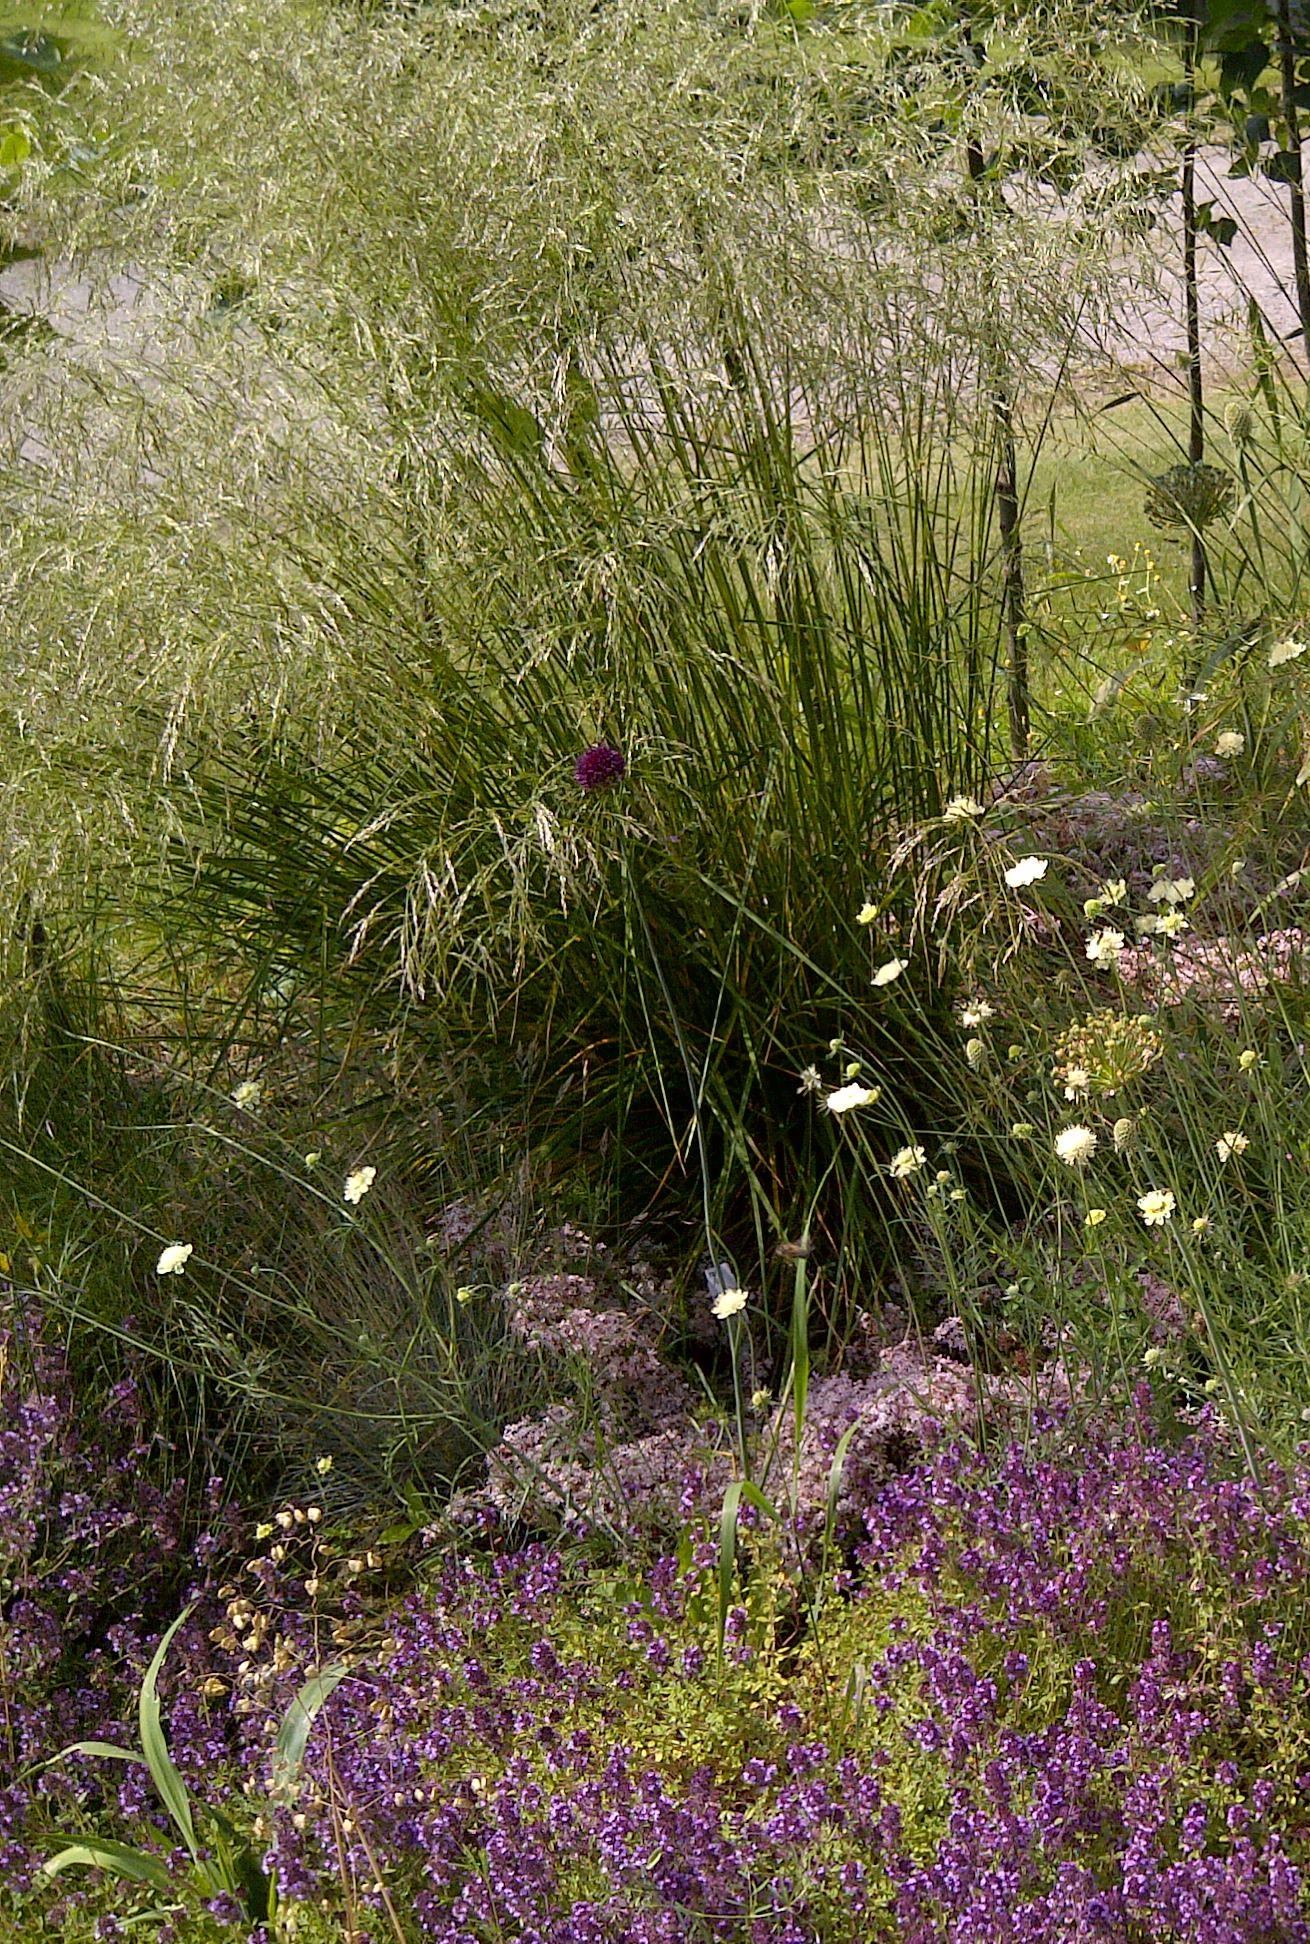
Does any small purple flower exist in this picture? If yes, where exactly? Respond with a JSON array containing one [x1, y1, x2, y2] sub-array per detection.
[[573, 743, 626, 791]]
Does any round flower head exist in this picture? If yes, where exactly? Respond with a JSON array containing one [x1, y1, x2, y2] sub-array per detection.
[[343, 1165, 377, 1205], [231, 1078, 263, 1111], [1054, 1124, 1097, 1168], [1084, 1207, 1108, 1228], [1004, 856, 1048, 889], [573, 743, 626, 791], [711, 1287, 749, 1320], [942, 795, 985, 821], [825, 1081, 880, 1115], [889, 1144, 927, 1179], [1214, 731, 1245, 758], [1085, 928, 1125, 969], [960, 1002, 994, 1028], [1137, 1187, 1176, 1227], [871, 957, 907, 987], [1269, 636, 1307, 669], [156, 1242, 193, 1276], [856, 901, 878, 926], [1215, 1130, 1249, 1162], [1238, 1049, 1259, 1071]]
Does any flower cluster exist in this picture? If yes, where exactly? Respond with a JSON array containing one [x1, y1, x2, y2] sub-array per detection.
[[1052, 1009, 1164, 1099]]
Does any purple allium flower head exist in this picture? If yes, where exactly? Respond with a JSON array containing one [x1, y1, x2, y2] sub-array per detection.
[[574, 743, 626, 791]]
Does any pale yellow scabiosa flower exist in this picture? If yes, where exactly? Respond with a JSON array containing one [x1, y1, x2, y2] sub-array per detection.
[[872, 958, 908, 987], [1238, 1049, 1259, 1071], [943, 796, 985, 821], [1269, 636, 1307, 669], [1215, 1130, 1249, 1162], [1004, 856, 1048, 889], [343, 1165, 377, 1205], [1147, 877, 1195, 906], [1084, 1207, 1108, 1229], [825, 1082, 881, 1114], [156, 1242, 193, 1276], [315, 1455, 334, 1475], [1137, 1188, 1176, 1227], [1085, 928, 1125, 968], [1214, 731, 1245, 758], [889, 1145, 927, 1179], [1063, 1066, 1092, 1101], [1054, 1125, 1097, 1168], [1192, 1214, 1212, 1236], [856, 902, 878, 926], [1154, 909, 1189, 939], [711, 1287, 749, 1320], [304, 1150, 323, 1169], [960, 1002, 994, 1028], [1103, 879, 1127, 905], [231, 1078, 263, 1111]]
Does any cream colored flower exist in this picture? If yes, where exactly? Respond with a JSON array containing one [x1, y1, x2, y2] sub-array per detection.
[[1215, 731, 1245, 758], [960, 1002, 994, 1028], [315, 1455, 333, 1476], [1143, 1345, 1165, 1369], [156, 1242, 193, 1276], [1137, 1188, 1176, 1227], [1192, 1214, 1212, 1236], [343, 1165, 377, 1205], [1103, 879, 1127, 904], [750, 1387, 773, 1411], [889, 1145, 927, 1179], [825, 1082, 881, 1115], [1215, 1130, 1249, 1162], [1084, 1207, 1108, 1228], [1269, 636, 1307, 668], [304, 1150, 323, 1169], [1063, 1066, 1092, 1100], [231, 1078, 263, 1111], [844, 1061, 863, 1080], [711, 1287, 749, 1320], [872, 958, 908, 987], [857, 901, 878, 926], [1238, 1049, 1259, 1071], [1147, 877, 1195, 906], [943, 795, 985, 821], [1155, 909, 1189, 938], [1004, 856, 1048, 889], [1086, 928, 1125, 968], [1054, 1124, 1097, 1168]]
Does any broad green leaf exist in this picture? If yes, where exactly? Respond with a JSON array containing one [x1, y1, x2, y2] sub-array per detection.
[[138, 1605, 198, 1860], [716, 1479, 776, 1663], [42, 1838, 173, 1893], [55, 1739, 145, 1764], [272, 1664, 349, 1793]]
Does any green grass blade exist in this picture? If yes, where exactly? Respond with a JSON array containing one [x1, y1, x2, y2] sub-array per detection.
[[138, 1605, 199, 1861]]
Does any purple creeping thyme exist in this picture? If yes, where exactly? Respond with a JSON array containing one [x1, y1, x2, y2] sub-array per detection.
[[9, 1311, 1310, 1941]]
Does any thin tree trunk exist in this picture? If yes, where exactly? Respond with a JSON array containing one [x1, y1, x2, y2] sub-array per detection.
[[963, 136, 1030, 759], [1273, 0, 1310, 400], [1181, 8, 1207, 623]]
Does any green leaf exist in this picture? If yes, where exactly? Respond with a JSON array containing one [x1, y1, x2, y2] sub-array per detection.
[[272, 1664, 349, 1794], [138, 1605, 199, 1861], [716, 1479, 776, 1664], [41, 1838, 174, 1893], [55, 1739, 146, 1765]]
